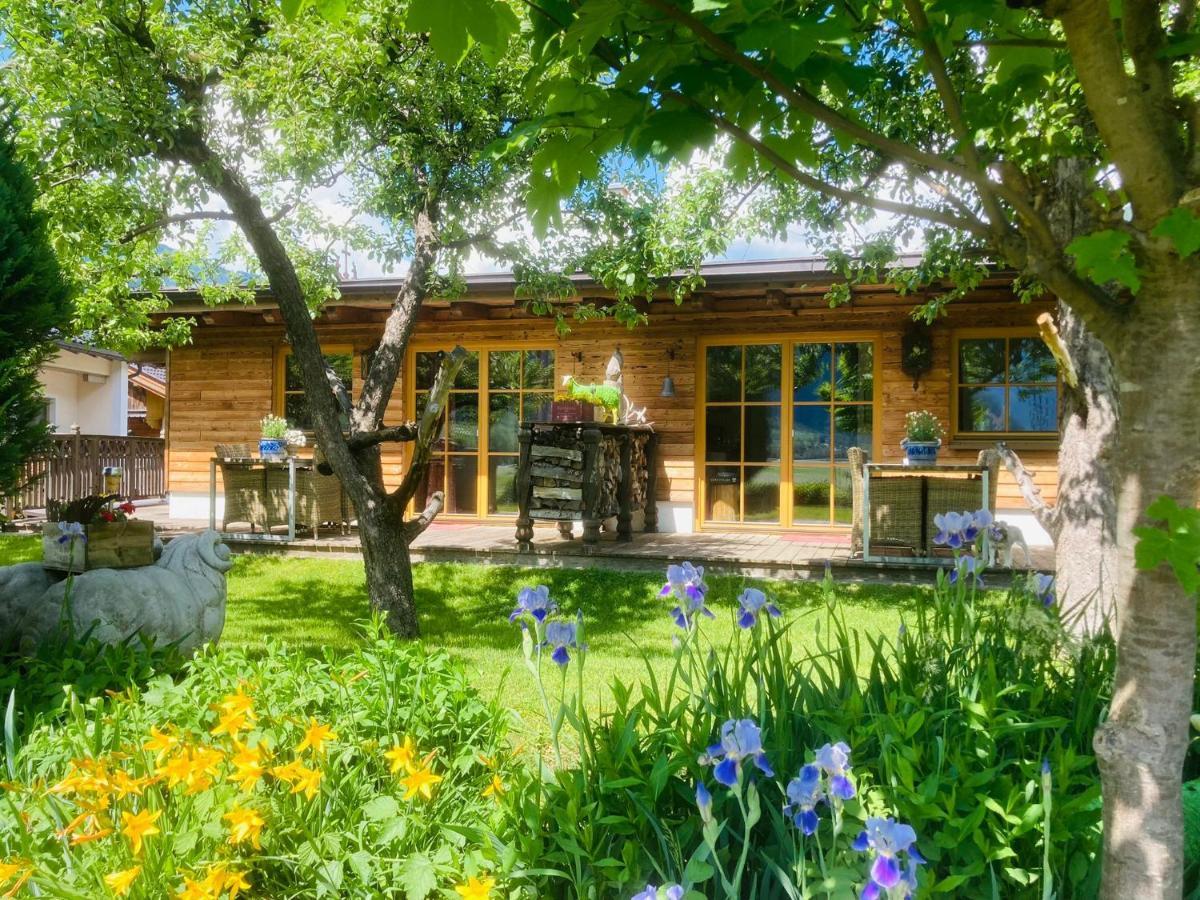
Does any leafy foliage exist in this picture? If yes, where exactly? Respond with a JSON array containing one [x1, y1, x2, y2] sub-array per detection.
[[498, 566, 1115, 898], [1, 623, 517, 897], [1066, 230, 1141, 294], [0, 106, 73, 498]]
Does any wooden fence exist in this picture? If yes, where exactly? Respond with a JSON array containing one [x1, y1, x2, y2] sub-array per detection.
[[5, 430, 166, 513]]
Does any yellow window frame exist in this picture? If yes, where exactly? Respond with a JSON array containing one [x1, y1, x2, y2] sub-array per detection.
[[273, 344, 356, 432]]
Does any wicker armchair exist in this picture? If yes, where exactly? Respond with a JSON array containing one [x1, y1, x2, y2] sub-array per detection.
[[264, 446, 352, 538], [215, 443, 267, 532], [848, 447, 1001, 558]]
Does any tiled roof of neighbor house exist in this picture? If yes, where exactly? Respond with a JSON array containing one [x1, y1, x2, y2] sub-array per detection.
[[54, 339, 126, 362], [128, 363, 167, 395]]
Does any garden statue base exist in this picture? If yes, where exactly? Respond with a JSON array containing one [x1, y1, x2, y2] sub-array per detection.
[[0, 530, 232, 655]]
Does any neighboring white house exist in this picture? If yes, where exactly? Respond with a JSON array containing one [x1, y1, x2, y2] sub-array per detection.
[[37, 341, 129, 436]]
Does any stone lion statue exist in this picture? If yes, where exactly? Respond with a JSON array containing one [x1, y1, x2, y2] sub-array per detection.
[[0, 529, 232, 655]]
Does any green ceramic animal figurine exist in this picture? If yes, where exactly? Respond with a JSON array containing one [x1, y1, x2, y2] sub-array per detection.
[[561, 375, 622, 423]]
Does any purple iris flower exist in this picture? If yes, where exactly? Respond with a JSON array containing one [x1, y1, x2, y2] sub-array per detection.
[[510, 585, 557, 623], [854, 816, 923, 900], [784, 763, 824, 835], [695, 781, 713, 823], [963, 508, 991, 543], [56, 521, 86, 544], [1034, 573, 1055, 607], [661, 562, 707, 602], [631, 886, 683, 900], [815, 741, 856, 800], [700, 718, 774, 787], [736, 588, 782, 629], [932, 511, 966, 548], [948, 553, 982, 588], [543, 616, 584, 667]]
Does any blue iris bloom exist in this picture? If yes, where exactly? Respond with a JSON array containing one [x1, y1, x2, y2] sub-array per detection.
[[815, 741, 856, 800], [1034, 573, 1056, 607], [660, 561, 707, 602], [695, 781, 713, 823], [56, 521, 86, 544], [784, 763, 824, 835], [932, 511, 966, 548], [631, 886, 683, 900], [700, 718, 773, 787], [509, 585, 557, 623], [736, 587, 782, 629], [543, 615, 584, 667], [854, 816, 923, 900], [948, 553, 982, 588]]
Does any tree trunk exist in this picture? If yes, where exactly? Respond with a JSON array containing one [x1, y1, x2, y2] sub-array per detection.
[[1096, 266, 1200, 899], [1053, 302, 1119, 633], [355, 490, 421, 638]]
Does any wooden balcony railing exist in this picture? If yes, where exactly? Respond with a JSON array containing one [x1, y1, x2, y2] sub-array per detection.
[[4, 429, 166, 513]]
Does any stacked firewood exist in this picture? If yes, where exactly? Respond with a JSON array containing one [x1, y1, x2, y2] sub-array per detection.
[[528, 442, 586, 520]]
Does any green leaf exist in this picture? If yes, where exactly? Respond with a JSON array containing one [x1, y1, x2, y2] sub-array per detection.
[[399, 852, 438, 900], [1066, 229, 1141, 293], [692, 0, 729, 10], [362, 795, 400, 821], [408, 0, 513, 65], [279, 0, 305, 21], [1133, 496, 1200, 594], [1151, 207, 1200, 258], [736, 22, 817, 69]]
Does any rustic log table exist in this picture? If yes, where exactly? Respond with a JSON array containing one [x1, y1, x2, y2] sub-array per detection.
[[862, 462, 991, 563], [515, 422, 657, 551]]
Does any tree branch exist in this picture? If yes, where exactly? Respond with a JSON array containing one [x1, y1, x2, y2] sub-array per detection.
[[640, 0, 1031, 213], [346, 423, 419, 450], [391, 346, 468, 507], [119, 210, 238, 243], [1054, 0, 1183, 222], [402, 490, 443, 541], [997, 441, 1062, 539], [902, 0, 1009, 231], [679, 93, 992, 238]]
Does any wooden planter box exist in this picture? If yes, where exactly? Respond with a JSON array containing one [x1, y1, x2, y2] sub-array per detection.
[[42, 520, 156, 573]]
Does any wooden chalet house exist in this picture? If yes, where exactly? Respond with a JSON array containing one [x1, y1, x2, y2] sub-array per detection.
[[155, 257, 1059, 540]]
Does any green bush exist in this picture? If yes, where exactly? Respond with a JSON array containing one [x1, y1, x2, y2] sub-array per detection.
[[0, 622, 517, 898], [499, 561, 1114, 898]]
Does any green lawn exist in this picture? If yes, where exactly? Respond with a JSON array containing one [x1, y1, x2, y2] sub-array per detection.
[[0, 534, 916, 725]]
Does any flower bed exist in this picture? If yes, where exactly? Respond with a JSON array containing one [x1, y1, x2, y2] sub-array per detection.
[[0, 627, 516, 897]]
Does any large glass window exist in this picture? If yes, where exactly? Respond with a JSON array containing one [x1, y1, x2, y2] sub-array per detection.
[[702, 338, 875, 528], [703, 343, 783, 524], [957, 335, 1057, 434], [413, 347, 555, 517], [279, 349, 353, 431]]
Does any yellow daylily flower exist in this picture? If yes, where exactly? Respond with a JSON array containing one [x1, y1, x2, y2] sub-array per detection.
[[455, 875, 496, 900], [143, 726, 181, 762], [121, 808, 162, 855], [223, 806, 266, 849], [210, 708, 252, 739], [229, 742, 267, 792], [399, 765, 443, 801], [216, 868, 251, 900], [482, 774, 505, 800], [104, 865, 141, 896], [384, 736, 418, 775], [158, 746, 224, 794], [296, 718, 338, 755], [272, 759, 323, 800], [215, 690, 255, 719], [0, 861, 28, 886], [177, 875, 218, 900]]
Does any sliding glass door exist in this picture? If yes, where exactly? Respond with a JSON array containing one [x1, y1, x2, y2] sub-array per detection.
[[701, 338, 876, 528]]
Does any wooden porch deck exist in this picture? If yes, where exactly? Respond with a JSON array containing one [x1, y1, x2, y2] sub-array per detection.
[[115, 503, 1052, 582]]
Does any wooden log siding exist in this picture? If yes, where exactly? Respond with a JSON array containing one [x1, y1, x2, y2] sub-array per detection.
[[163, 287, 1059, 524]]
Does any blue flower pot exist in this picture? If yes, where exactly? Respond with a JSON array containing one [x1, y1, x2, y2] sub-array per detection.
[[259, 437, 286, 459], [901, 439, 940, 466]]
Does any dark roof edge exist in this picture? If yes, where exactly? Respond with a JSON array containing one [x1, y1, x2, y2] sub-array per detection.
[[53, 340, 126, 362], [151, 254, 1015, 305]]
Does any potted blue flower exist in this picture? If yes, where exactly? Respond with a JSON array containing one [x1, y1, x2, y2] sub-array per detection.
[[259, 414, 290, 459], [900, 410, 944, 465]]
